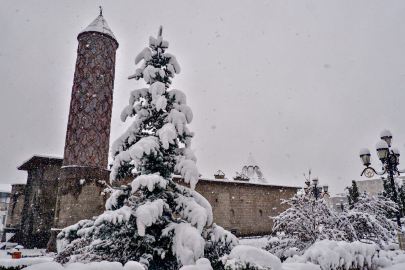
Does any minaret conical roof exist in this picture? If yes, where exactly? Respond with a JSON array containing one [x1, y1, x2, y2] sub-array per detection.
[[244, 153, 259, 167], [78, 14, 118, 47]]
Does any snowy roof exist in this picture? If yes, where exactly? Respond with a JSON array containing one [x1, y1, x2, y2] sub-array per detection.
[[243, 154, 259, 168], [18, 155, 63, 171], [78, 15, 118, 47]]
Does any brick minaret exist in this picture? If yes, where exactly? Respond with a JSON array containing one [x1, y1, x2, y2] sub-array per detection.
[[48, 11, 118, 251]]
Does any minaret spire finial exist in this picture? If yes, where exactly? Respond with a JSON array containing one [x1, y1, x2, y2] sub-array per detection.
[[99, 6, 103, 16]]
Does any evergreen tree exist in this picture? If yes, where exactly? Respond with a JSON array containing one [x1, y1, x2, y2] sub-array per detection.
[[345, 180, 360, 209], [55, 26, 237, 269], [382, 176, 405, 218]]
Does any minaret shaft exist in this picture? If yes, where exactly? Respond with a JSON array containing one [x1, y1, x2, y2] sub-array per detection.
[[62, 32, 117, 168]]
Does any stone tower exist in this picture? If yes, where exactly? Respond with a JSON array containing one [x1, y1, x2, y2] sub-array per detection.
[[52, 10, 118, 238]]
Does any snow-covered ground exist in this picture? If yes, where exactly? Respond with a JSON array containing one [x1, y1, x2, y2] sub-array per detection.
[[0, 238, 404, 269]]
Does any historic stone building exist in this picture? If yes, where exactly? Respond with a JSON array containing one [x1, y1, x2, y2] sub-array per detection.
[[5, 11, 299, 248]]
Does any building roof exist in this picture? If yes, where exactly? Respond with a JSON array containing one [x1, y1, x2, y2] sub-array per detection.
[[18, 155, 63, 171], [244, 153, 259, 168], [78, 14, 118, 47]]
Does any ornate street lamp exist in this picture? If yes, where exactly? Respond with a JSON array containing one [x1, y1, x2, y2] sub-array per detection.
[[303, 171, 329, 200], [359, 129, 405, 227]]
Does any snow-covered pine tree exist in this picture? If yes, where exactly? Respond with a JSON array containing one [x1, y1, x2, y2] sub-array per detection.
[[345, 180, 360, 209], [55, 26, 238, 269]]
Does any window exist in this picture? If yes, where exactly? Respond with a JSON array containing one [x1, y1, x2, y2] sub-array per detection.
[[259, 210, 263, 216], [230, 209, 235, 217]]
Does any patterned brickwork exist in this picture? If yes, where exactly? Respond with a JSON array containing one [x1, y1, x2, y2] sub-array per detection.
[[63, 33, 118, 168]]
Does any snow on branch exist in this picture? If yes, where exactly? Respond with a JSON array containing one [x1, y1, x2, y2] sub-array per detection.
[[168, 89, 187, 105], [157, 123, 177, 149], [168, 109, 187, 135], [174, 104, 193, 124], [175, 159, 199, 190], [135, 199, 166, 236], [162, 223, 205, 266], [135, 47, 152, 65], [110, 136, 160, 182], [149, 81, 166, 99], [129, 88, 149, 106], [131, 174, 167, 193], [175, 195, 208, 232]]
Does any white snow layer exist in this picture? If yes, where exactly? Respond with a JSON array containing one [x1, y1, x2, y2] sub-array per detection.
[[285, 240, 379, 269], [175, 159, 199, 190], [162, 222, 205, 266], [131, 174, 167, 193], [179, 258, 213, 270], [110, 136, 160, 182], [22, 260, 144, 270], [135, 47, 152, 65], [157, 123, 177, 149], [224, 245, 282, 270], [175, 196, 209, 232], [135, 199, 165, 236]]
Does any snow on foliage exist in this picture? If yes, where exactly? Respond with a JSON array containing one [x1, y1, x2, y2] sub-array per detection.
[[56, 27, 237, 269], [266, 192, 399, 259], [135, 199, 165, 236], [162, 222, 205, 266], [179, 258, 213, 270], [222, 245, 282, 270], [23, 260, 146, 270], [283, 240, 405, 270]]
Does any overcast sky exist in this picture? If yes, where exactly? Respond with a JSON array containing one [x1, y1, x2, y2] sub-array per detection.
[[1, 0, 405, 195]]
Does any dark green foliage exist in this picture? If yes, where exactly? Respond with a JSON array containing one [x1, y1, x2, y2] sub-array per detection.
[[346, 180, 360, 209], [382, 176, 405, 218]]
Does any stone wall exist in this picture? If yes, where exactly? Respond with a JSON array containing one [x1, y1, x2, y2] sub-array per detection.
[[6, 184, 26, 229], [54, 166, 109, 229], [174, 177, 298, 236]]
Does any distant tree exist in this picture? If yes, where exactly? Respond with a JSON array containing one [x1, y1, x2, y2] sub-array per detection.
[[382, 176, 405, 218], [345, 180, 360, 209], [55, 26, 237, 269]]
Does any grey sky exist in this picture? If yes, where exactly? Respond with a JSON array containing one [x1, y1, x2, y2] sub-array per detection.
[[1, 1, 405, 195]]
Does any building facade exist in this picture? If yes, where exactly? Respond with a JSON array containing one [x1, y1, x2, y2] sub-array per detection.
[[356, 178, 384, 197]]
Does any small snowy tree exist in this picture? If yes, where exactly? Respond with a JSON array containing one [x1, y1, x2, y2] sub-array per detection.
[[56, 27, 237, 269], [346, 180, 360, 209]]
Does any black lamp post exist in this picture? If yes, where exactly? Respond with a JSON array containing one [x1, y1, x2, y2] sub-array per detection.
[[360, 129, 405, 228], [303, 172, 329, 200]]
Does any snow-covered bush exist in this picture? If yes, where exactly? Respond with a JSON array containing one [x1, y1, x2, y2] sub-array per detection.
[[284, 239, 405, 270], [266, 192, 399, 259], [284, 240, 379, 270], [221, 245, 282, 270], [55, 26, 237, 269], [342, 192, 398, 246], [266, 195, 356, 258]]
